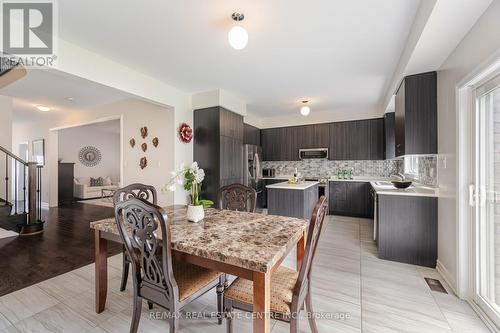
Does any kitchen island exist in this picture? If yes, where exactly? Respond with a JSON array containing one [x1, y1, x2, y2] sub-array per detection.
[[266, 181, 319, 219]]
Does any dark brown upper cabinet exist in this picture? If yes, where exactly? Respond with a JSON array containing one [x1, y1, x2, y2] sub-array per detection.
[[261, 118, 384, 161], [395, 71, 437, 157], [384, 112, 395, 160], [243, 123, 261, 146]]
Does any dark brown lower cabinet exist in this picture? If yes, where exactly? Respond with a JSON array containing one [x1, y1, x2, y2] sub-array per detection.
[[329, 181, 373, 218], [377, 194, 437, 267], [267, 184, 319, 219], [261, 179, 286, 208]]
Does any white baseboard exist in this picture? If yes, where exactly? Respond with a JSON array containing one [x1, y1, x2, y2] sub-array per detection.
[[436, 259, 458, 296], [41, 202, 49, 209]]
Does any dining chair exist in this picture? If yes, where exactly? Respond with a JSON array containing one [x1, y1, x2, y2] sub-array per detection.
[[223, 196, 328, 333], [217, 183, 257, 212], [115, 196, 226, 333], [113, 183, 158, 292]]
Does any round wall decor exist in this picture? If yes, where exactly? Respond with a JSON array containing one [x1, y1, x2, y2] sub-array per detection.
[[79, 146, 102, 167]]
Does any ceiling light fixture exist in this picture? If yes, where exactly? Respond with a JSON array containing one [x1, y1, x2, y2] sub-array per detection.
[[64, 97, 75, 101], [300, 101, 310, 116], [228, 12, 248, 50], [36, 105, 51, 112]]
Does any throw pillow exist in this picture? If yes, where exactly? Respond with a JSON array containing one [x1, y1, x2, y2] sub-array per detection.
[[90, 177, 99, 187], [103, 176, 112, 186], [97, 177, 104, 186]]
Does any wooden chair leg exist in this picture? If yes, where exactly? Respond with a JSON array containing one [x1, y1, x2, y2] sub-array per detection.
[[305, 292, 318, 333], [225, 298, 233, 333], [130, 295, 142, 333], [217, 275, 225, 325], [120, 248, 129, 292]]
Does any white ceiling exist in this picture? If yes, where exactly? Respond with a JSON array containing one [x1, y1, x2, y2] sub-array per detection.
[[57, 0, 421, 117], [1, 69, 132, 123]]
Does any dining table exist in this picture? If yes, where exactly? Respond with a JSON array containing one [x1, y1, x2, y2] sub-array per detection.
[[90, 205, 308, 333]]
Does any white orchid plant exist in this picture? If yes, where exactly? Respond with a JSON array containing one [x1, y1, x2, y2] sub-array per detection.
[[164, 162, 214, 208]]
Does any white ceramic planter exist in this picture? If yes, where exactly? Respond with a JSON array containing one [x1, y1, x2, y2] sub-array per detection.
[[186, 205, 204, 223]]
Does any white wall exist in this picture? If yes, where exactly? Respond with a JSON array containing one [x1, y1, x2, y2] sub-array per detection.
[[58, 122, 120, 181], [13, 98, 176, 207], [0, 95, 13, 200], [55, 40, 193, 204], [257, 105, 382, 129], [437, 0, 500, 291]]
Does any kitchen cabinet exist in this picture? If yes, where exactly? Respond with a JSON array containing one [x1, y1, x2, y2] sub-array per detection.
[[261, 127, 299, 161], [395, 71, 437, 156], [220, 108, 244, 140], [262, 178, 286, 208], [328, 119, 384, 161], [329, 181, 373, 218], [262, 118, 384, 162], [267, 183, 319, 219], [243, 123, 261, 146], [384, 112, 395, 159], [194, 106, 244, 203], [377, 194, 437, 267]]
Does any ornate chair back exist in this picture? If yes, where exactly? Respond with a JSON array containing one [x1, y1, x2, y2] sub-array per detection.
[[217, 183, 257, 212], [114, 197, 179, 308], [113, 183, 157, 205]]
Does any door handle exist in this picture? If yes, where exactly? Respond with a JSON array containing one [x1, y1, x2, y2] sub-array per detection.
[[469, 184, 476, 206]]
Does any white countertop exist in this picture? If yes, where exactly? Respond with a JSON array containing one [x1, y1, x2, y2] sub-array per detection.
[[262, 175, 292, 180], [266, 181, 319, 190], [370, 181, 439, 198], [329, 176, 392, 182]]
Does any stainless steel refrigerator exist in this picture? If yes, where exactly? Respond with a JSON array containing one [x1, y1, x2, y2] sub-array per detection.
[[243, 144, 263, 207]]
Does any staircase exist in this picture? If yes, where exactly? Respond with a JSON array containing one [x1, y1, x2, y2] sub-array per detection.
[[0, 54, 26, 89], [0, 146, 44, 235]]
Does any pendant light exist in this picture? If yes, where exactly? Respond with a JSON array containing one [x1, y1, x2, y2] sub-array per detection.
[[228, 12, 248, 50]]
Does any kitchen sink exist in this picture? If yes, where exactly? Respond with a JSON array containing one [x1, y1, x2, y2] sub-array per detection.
[[373, 181, 394, 188]]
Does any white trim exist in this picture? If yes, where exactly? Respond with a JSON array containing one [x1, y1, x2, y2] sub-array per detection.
[[436, 259, 458, 296], [49, 115, 121, 132], [468, 300, 500, 333], [47, 115, 124, 207], [457, 49, 500, 301], [41, 202, 49, 209]]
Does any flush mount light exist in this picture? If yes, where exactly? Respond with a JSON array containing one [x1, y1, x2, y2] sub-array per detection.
[[35, 105, 51, 112], [300, 101, 310, 116], [64, 96, 75, 101], [228, 12, 248, 50]]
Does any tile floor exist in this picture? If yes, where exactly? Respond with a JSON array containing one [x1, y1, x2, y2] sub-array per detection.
[[0, 215, 491, 332]]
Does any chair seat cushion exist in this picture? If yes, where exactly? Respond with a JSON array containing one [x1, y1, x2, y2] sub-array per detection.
[[173, 261, 223, 301], [224, 266, 299, 314]]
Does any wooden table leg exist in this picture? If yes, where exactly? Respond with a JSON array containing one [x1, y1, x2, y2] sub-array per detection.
[[296, 229, 307, 271], [95, 230, 108, 313], [253, 271, 270, 333]]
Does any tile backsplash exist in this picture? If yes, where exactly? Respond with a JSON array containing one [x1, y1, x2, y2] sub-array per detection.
[[262, 155, 438, 187]]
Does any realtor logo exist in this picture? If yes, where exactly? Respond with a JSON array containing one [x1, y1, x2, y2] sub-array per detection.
[[2, 1, 53, 55]]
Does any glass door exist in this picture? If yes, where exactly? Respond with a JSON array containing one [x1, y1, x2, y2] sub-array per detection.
[[473, 75, 500, 326]]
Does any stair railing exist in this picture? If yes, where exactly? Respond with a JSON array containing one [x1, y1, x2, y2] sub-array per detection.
[[0, 145, 44, 233]]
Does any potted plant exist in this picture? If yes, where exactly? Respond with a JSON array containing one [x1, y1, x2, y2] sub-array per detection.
[[164, 162, 213, 222]]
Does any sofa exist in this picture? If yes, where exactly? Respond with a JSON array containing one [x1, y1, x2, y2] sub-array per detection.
[[74, 177, 121, 200]]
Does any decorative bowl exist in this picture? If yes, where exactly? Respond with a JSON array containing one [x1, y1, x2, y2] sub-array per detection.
[[391, 181, 412, 189]]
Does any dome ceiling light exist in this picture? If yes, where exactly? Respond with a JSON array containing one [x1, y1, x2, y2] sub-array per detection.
[[300, 101, 310, 116], [35, 105, 51, 112], [228, 12, 248, 50]]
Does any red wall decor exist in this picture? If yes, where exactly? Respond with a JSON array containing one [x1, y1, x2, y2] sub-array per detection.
[[177, 122, 193, 143]]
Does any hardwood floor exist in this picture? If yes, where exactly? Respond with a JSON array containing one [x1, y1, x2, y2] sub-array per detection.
[[0, 203, 121, 297], [0, 215, 490, 332]]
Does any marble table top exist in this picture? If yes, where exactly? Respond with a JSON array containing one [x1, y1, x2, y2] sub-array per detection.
[[90, 205, 308, 273]]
